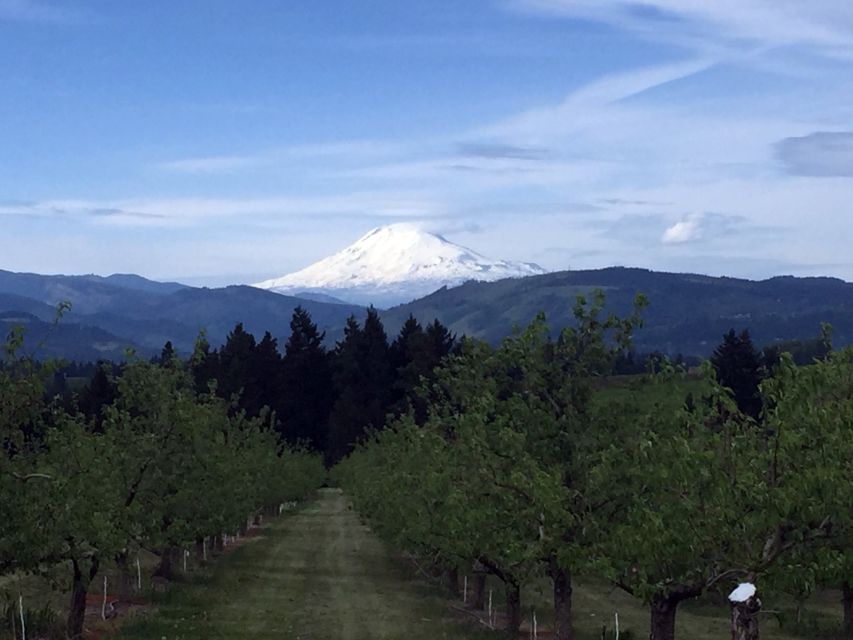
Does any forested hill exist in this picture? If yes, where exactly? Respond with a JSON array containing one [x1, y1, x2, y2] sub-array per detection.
[[381, 267, 853, 356], [0, 269, 362, 360], [2, 266, 852, 360]]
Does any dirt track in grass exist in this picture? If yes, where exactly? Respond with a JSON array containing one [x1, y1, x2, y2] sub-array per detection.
[[114, 488, 491, 640]]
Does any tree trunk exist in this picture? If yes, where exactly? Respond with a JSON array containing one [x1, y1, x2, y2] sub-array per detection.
[[445, 566, 460, 598], [842, 581, 853, 639], [115, 551, 135, 602], [213, 533, 224, 553], [505, 581, 522, 637], [650, 597, 678, 640], [253, 513, 263, 526], [67, 556, 98, 640], [153, 546, 176, 580], [472, 573, 487, 610], [730, 596, 761, 640], [552, 565, 575, 640]]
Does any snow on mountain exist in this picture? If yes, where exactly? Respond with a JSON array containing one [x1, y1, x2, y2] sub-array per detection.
[[253, 223, 547, 307]]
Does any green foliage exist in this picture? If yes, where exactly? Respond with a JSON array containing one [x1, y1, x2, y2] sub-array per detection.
[[0, 330, 325, 638], [336, 292, 853, 640]]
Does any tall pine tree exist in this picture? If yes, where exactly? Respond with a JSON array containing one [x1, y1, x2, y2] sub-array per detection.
[[279, 307, 333, 452], [710, 328, 765, 420], [326, 308, 393, 464], [217, 323, 260, 415]]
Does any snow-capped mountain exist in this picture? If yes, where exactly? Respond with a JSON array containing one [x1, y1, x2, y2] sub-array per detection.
[[253, 223, 547, 307]]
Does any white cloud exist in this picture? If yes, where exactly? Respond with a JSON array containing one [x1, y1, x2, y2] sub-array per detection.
[[662, 215, 703, 243]]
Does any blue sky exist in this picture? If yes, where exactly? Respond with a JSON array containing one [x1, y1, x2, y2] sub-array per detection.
[[1, 0, 852, 284]]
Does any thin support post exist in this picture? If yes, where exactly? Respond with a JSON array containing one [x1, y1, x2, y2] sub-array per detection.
[[463, 575, 468, 604], [136, 555, 141, 591], [101, 576, 108, 620], [19, 594, 26, 640], [488, 589, 493, 629]]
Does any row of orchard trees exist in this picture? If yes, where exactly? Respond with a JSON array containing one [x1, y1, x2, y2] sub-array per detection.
[[335, 292, 853, 640], [0, 330, 325, 639]]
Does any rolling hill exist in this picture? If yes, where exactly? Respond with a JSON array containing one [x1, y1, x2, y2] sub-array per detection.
[[381, 267, 853, 356], [0, 270, 363, 360]]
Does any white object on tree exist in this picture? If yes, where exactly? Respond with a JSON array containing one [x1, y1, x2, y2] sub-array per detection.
[[729, 583, 757, 603], [101, 576, 108, 621], [19, 594, 26, 640]]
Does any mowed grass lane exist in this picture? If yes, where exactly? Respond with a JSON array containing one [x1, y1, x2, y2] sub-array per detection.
[[115, 488, 492, 640]]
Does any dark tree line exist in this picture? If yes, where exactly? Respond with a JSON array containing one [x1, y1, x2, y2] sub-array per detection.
[[81, 307, 455, 465], [40, 307, 455, 465]]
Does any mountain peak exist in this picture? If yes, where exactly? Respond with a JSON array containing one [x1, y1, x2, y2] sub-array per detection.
[[253, 224, 547, 307]]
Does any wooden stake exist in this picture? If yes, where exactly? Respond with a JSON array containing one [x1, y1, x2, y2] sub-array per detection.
[[19, 594, 26, 640], [101, 576, 108, 620]]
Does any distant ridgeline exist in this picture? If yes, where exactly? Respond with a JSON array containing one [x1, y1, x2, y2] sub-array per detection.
[[0, 267, 851, 362]]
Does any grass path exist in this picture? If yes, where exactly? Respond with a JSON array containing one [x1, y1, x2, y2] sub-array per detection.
[[113, 487, 841, 640], [115, 488, 491, 640]]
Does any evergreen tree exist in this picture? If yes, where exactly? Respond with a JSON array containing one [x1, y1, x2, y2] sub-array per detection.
[[252, 331, 282, 418], [326, 308, 393, 464], [77, 363, 117, 431], [190, 333, 220, 394], [425, 318, 455, 361], [389, 316, 455, 421], [389, 315, 427, 410], [280, 307, 333, 452], [218, 323, 260, 415], [159, 340, 177, 368], [710, 328, 765, 419]]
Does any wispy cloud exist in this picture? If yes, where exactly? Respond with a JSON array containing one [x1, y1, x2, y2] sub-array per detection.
[[482, 58, 715, 141], [158, 155, 263, 175], [158, 140, 406, 175], [0, 0, 91, 25], [776, 131, 853, 177], [456, 142, 551, 160], [2, 192, 449, 227], [509, 0, 853, 57]]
